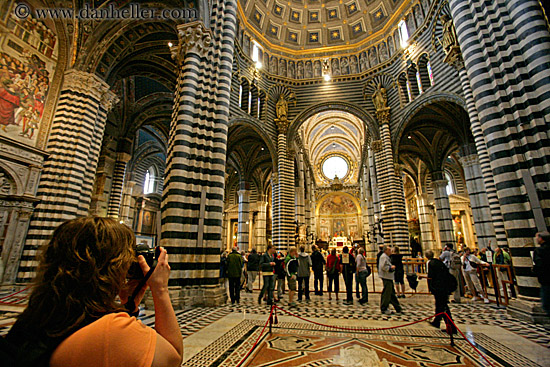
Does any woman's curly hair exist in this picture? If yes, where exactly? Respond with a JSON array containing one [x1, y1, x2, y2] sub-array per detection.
[[14, 217, 136, 338]]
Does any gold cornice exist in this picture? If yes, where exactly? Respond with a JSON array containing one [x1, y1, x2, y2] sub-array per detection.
[[237, 0, 413, 57]]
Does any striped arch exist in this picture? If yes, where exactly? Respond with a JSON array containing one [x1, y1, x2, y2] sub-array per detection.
[[228, 117, 277, 167]]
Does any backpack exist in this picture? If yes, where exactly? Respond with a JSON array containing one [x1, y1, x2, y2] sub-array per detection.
[[450, 251, 462, 271]]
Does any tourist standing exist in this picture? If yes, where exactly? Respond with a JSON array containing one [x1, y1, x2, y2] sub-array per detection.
[[274, 251, 286, 301], [461, 247, 490, 303], [297, 246, 312, 301], [356, 248, 370, 304], [493, 246, 512, 297], [391, 247, 405, 298], [326, 248, 341, 300], [285, 247, 299, 307], [340, 246, 356, 305], [226, 246, 243, 304], [246, 248, 260, 293], [425, 250, 457, 333], [258, 245, 276, 305], [533, 231, 550, 316], [440, 243, 462, 303], [378, 245, 402, 314], [311, 245, 326, 295]]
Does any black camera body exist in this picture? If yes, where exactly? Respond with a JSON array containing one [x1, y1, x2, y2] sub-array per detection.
[[127, 243, 159, 279]]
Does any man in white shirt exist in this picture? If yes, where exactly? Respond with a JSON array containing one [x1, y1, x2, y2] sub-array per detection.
[[461, 247, 489, 303]]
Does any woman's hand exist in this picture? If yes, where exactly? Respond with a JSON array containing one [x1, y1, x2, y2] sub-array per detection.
[[139, 247, 171, 295], [119, 278, 147, 312]]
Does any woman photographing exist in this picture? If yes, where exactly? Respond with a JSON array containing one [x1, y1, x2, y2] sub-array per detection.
[[6, 217, 183, 367]]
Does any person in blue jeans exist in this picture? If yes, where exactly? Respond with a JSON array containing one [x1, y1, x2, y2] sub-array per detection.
[[258, 244, 276, 305], [355, 248, 370, 305]]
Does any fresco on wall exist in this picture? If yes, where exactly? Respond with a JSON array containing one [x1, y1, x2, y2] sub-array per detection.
[[0, 2, 58, 146], [319, 194, 358, 215]]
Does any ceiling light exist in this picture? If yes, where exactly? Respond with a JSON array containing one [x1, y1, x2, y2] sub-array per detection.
[[332, 143, 336, 148], [168, 42, 173, 47], [331, 125, 335, 130], [255, 61, 262, 69], [407, 135, 412, 139], [261, 147, 264, 151]]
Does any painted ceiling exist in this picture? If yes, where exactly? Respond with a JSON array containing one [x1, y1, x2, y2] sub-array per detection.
[[238, 0, 408, 52]]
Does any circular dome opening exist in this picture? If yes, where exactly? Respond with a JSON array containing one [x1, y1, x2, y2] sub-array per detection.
[[322, 156, 349, 180]]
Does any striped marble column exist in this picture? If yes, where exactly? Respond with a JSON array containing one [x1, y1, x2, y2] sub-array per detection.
[[431, 172, 455, 247], [161, 3, 237, 305], [449, 0, 550, 304], [16, 69, 118, 282], [120, 180, 136, 227], [459, 152, 497, 250], [274, 126, 296, 251], [304, 168, 312, 232], [368, 147, 383, 244], [255, 197, 268, 253], [417, 193, 436, 251], [295, 152, 306, 226], [360, 167, 370, 242], [457, 68, 507, 249], [373, 121, 409, 250], [107, 152, 131, 218], [237, 186, 250, 251]]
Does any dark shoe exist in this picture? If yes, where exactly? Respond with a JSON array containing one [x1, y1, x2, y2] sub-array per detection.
[[258, 297, 262, 305], [428, 321, 440, 328], [267, 300, 273, 305], [359, 300, 368, 305], [395, 308, 402, 314]]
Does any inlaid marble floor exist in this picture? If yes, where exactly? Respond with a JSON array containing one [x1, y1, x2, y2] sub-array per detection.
[[1, 289, 549, 366]]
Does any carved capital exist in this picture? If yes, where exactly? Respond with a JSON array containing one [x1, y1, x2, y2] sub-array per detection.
[[443, 46, 464, 71], [371, 140, 383, 152], [275, 117, 289, 135], [63, 69, 109, 100], [271, 172, 279, 186], [375, 107, 391, 124], [100, 89, 120, 112], [116, 152, 132, 163], [171, 21, 213, 65], [458, 154, 479, 168]]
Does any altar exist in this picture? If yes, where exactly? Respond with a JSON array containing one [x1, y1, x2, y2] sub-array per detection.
[[329, 236, 352, 251]]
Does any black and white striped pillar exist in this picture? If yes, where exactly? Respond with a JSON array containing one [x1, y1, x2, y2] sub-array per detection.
[[255, 195, 268, 253], [459, 152, 498, 250], [237, 184, 250, 251], [17, 69, 118, 282], [449, 0, 550, 304], [274, 121, 295, 251], [374, 120, 409, 250], [161, 1, 237, 305], [107, 152, 131, 218], [417, 193, 436, 251], [431, 171, 455, 247]]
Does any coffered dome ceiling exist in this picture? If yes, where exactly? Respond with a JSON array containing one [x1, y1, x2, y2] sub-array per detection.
[[238, 0, 410, 53]]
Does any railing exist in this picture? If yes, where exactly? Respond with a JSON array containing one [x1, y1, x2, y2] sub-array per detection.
[[478, 264, 516, 306]]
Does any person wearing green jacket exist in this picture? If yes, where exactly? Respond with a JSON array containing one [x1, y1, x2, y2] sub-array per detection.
[[226, 246, 243, 304], [284, 247, 299, 307], [493, 246, 512, 298]]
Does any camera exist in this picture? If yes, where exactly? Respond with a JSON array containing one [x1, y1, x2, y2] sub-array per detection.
[[127, 243, 159, 279]]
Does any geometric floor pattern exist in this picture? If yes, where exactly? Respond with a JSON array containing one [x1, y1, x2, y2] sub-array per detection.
[[185, 320, 541, 367]]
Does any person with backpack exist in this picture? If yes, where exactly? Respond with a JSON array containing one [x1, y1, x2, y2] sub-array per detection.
[[378, 245, 402, 314], [227, 246, 244, 304], [461, 247, 490, 303], [284, 247, 299, 308], [311, 245, 326, 296], [297, 246, 312, 301], [340, 246, 356, 305], [440, 243, 462, 303], [4, 217, 182, 367], [355, 247, 371, 305], [425, 250, 457, 334], [326, 248, 341, 301]]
